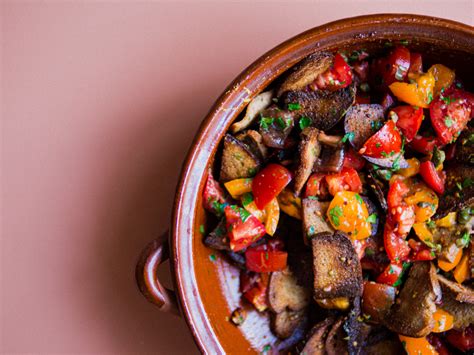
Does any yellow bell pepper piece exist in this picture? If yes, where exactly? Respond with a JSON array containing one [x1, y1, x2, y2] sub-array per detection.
[[413, 223, 434, 243], [264, 198, 279, 236], [389, 71, 435, 108], [428, 64, 455, 97], [242, 199, 266, 222], [277, 188, 301, 220], [404, 186, 438, 223], [453, 251, 470, 284], [436, 212, 457, 228], [398, 335, 438, 355], [432, 308, 454, 333], [438, 248, 463, 272], [224, 178, 252, 199]]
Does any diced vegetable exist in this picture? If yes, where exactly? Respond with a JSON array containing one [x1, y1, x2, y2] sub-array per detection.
[[327, 191, 371, 240], [325, 167, 362, 196], [224, 178, 253, 199], [252, 163, 292, 209], [453, 251, 470, 283], [389, 71, 435, 108], [384, 222, 411, 262], [391, 105, 424, 142], [224, 205, 266, 251], [277, 188, 302, 219], [360, 120, 402, 159], [315, 53, 353, 91], [398, 335, 438, 355], [432, 308, 454, 333], [203, 171, 227, 216], [371, 46, 411, 90], [438, 247, 463, 272], [376, 263, 405, 286], [245, 244, 288, 273], [240, 272, 269, 312], [410, 135, 442, 154], [404, 184, 439, 223], [419, 161, 445, 194], [428, 64, 455, 97], [263, 198, 279, 236], [399, 158, 420, 178], [408, 239, 435, 261], [436, 212, 456, 228], [304, 173, 328, 199], [362, 281, 396, 322], [413, 223, 433, 243], [407, 52, 423, 78]]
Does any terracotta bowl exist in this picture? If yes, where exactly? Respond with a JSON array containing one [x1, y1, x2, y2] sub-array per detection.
[[136, 14, 474, 354]]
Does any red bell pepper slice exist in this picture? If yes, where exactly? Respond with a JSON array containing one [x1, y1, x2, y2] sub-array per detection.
[[224, 205, 266, 252], [325, 167, 362, 196], [390, 105, 424, 142], [252, 163, 292, 209], [419, 160, 445, 194], [430, 88, 473, 145], [245, 243, 288, 273], [383, 223, 411, 262], [202, 171, 227, 216], [360, 120, 402, 159]]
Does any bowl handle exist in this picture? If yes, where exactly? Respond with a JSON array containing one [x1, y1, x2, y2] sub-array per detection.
[[136, 231, 180, 315]]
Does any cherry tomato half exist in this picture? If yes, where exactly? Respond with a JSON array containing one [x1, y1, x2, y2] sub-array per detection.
[[224, 205, 266, 251], [390, 105, 424, 142], [376, 263, 404, 286], [203, 171, 227, 216], [304, 173, 328, 199], [343, 147, 366, 170], [325, 168, 363, 196], [360, 120, 402, 158], [245, 244, 288, 273], [409, 135, 442, 154], [252, 164, 292, 209], [383, 222, 411, 262]]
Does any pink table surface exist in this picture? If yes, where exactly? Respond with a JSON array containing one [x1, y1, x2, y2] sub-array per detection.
[[1, 1, 472, 354]]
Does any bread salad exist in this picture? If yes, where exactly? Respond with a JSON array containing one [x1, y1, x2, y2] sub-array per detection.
[[202, 45, 474, 354]]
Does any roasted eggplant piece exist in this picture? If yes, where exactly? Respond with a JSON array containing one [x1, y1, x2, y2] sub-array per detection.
[[344, 297, 371, 355], [302, 199, 334, 239], [440, 287, 474, 329], [314, 145, 345, 173], [344, 104, 385, 151], [437, 274, 474, 303], [456, 126, 474, 165], [280, 83, 356, 131], [300, 317, 336, 355], [362, 196, 380, 237], [268, 267, 311, 313], [325, 317, 348, 355], [294, 127, 321, 195], [220, 134, 262, 182], [230, 90, 273, 133], [258, 105, 295, 149], [386, 262, 441, 337], [203, 220, 229, 250], [235, 129, 268, 161], [277, 52, 333, 96], [312, 232, 363, 299], [435, 162, 474, 218], [271, 309, 307, 339], [432, 225, 463, 263], [366, 169, 388, 211]]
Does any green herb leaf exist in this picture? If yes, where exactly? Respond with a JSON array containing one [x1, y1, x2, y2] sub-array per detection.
[[209, 254, 217, 262], [444, 117, 453, 128], [456, 231, 471, 248], [260, 116, 274, 130], [199, 225, 205, 234], [242, 192, 254, 206], [355, 194, 364, 205], [299, 116, 312, 130], [287, 103, 301, 111], [342, 132, 355, 143], [367, 213, 377, 224], [329, 206, 344, 227]]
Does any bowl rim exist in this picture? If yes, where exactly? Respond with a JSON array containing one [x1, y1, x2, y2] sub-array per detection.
[[170, 13, 474, 353]]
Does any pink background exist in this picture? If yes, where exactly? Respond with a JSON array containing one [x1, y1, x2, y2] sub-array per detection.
[[1, 1, 472, 354]]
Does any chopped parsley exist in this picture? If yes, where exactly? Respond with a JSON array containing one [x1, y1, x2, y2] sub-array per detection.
[[209, 254, 217, 262], [442, 96, 457, 105], [371, 120, 383, 131], [199, 225, 205, 234], [299, 116, 312, 130], [426, 220, 436, 229], [275, 117, 290, 129], [393, 262, 411, 287], [260, 116, 274, 130], [287, 102, 301, 111], [365, 248, 375, 256], [307, 196, 319, 201], [241, 192, 254, 206], [342, 132, 355, 143], [399, 39, 409, 46], [329, 206, 344, 227], [261, 344, 272, 354], [456, 231, 471, 248], [427, 91, 434, 104], [355, 194, 364, 205], [308, 225, 316, 236], [367, 213, 377, 224], [463, 177, 473, 189], [444, 117, 453, 128], [375, 142, 382, 148]]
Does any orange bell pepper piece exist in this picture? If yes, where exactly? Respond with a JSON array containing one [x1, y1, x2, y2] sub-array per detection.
[[263, 198, 279, 236], [453, 251, 470, 284], [389, 71, 435, 108], [399, 158, 420, 178], [277, 188, 301, 220], [432, 308, 454, 332], [224, 178, 253, 199], [438, 248, 463, 272], [428, 64, 455, 97], [399, 335, 438, 355]]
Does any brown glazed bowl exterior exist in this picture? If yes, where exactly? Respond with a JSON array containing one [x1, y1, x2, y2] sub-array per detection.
[[165, 14, 473, 354]]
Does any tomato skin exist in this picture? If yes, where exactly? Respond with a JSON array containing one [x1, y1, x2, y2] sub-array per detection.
[[325, 168, 362, 196], [408, 239, 435, 261], [245, 245, 288, 273], [391, 105, 424, 142], [384, 224, 411, 262], [304, 173, 329, 199], [252, 164, 292, 209], [224, 205, 266, 252], [408, 52, 423, 77], [410, 135, 442, 154], [360, 120, 402, 158], [419, 161, 445, 195], [313, 53, 353, 91], [376, 263, 404, 285], [343, 147, 366, 170], [240, 272, 269, 312], [446, 325, 474, 351], [387, 179, 410, 209], [370, 46, 411, 91], [430, 88, 473, 145], [203, 172, 227, 216]]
